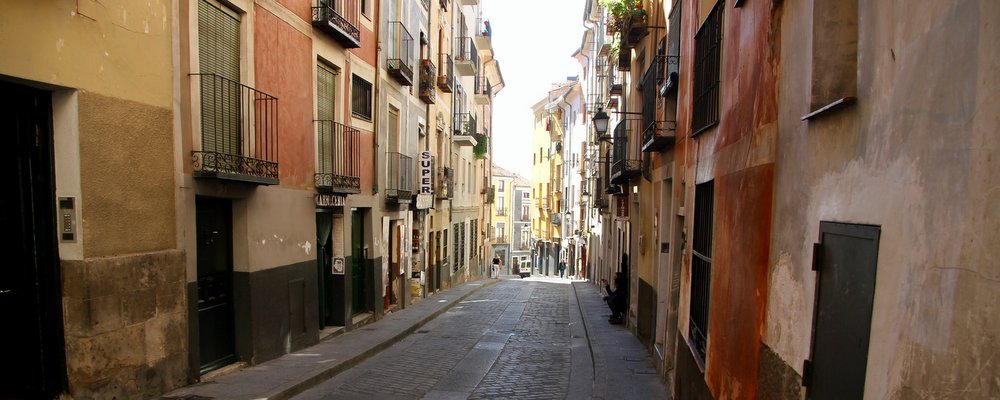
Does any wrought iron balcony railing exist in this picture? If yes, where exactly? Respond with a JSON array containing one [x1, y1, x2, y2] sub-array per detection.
[[496, 208, 507, 216], [191, 73, 279, 185], [453, 113, 477, 137], [314, 120, 361, 193], [611, 119, 642, 184], [438, 53, 454, 93], [419, 59, 437, 104], [386, 152, 413, 203], [494, 235, 509, 244], [552, 213, 562, 226], [387, 21, 414, 86], [538, 196, 549, 210], [474, 18, 492, 50], [454, 37, 478, 76], [484, 186, 495, 204], [640, 55, 678, 152], [436, 166, 454, 199], [311, 0, 361, 48], [474, 75, 492, 104]]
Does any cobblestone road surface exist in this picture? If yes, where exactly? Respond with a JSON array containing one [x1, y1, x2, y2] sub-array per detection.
[[293, 278, 578, 400]]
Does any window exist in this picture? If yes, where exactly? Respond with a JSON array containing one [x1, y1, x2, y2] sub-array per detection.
[[498, 180, 505, 192], [453, 224, 460, 271], [523, 192, 529, 199], [805, 0, 858, 119], [521, 205, 530, 221], [692, 1, 723, 135], [496, 222, 506, 241], [443, 228, 448, 263], [198, 0, 241, 154], [317, 62, 338, 173], [360, 0, 370, 17], [690, 180, 714, 363], [351, 75, 373, 120]]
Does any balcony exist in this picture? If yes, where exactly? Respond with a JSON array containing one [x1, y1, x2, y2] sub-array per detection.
[[458, 0, 477, 6], [437, 54, 454, 93], [311, 0, 361, 48], [386, 22, 414, 86], [314, 120, 361, 194], [552, 213, 562, 226], [452, 113, 478, 146], [191, 73, 279, 185], [474, 75, 492, 104], [623, 13, 649, 46], [640, 55, 677, 152], [617, 48, 631, 71], [611, 119, 642, 184], [454, 37, 478, 76], [494, 235, 509, 244], [419, 59, 437, 104], [484, 186, 495, 204], [496, 208, 507, 216], [436, 166, 454, 199], [539, 196, 549, 210], [474, 18, 492, 51], [386, 152, 413, 204]]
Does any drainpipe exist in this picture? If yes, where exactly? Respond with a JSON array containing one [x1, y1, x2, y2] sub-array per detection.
[[447, 0, 456, 287], [372, 0, 383, 194]]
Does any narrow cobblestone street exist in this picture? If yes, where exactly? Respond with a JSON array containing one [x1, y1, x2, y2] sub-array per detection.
[[291, 278, 660, 400]]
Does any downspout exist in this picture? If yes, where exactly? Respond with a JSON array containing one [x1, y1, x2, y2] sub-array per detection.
[[372, 0, 383, 193], [447, 0, 456, 285]]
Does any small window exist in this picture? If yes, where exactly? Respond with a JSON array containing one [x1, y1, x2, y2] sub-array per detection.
[[690, 180, 714, 364], [498, 180, 505, 192], [351, 75, 373, 120], [692, 1, 724, 135]]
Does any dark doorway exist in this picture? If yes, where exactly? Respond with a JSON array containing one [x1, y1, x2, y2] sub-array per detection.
[[316, 212, 336, 327], [350, 209, 367, 315], [195, 197, 236, 374], [0, 81, 66, 398], [806, 222, 880, 399]]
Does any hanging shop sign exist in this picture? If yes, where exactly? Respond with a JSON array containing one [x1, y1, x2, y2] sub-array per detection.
[[615, 194, 629, 221], [315, 193, 346, 208], [417, 151, 434, 209]]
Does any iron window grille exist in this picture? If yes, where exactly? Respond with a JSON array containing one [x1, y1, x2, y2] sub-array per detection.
[[314, 120, 361, 193], [351, 75, 373, 120], [386, 21, 414, 86], [191, 73, 279, 185], [690, 180, 714, 363], [692, 1, 723, 135]]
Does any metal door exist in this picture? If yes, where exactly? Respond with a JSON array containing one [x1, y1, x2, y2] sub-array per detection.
[[196, 197, 236, 374], [351, 209, 366, 314], [0, 81, 65, 398], [805, 222, 881, 399]]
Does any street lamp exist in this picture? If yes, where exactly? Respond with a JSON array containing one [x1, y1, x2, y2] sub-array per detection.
[[592, 107, 610, 138]]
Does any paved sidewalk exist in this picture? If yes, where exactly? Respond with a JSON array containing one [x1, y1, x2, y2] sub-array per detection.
[[572, 281, 669, 400], [162, 279, 499, 400]]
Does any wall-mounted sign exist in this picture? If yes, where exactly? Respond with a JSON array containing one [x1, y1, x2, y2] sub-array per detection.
[[316, 193, 346, 208], [416, 194, 433, 209], [332, 257, 345, 275], [615, 194, 629, 221]]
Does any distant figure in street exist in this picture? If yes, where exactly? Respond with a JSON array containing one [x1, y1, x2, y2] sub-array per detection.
[[601, 270, 628, 324], [492, 255, 501, 278], [558, 260, 567, 278]]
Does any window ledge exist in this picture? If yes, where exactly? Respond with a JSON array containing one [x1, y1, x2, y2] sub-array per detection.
[[801, 97, 856, 121]]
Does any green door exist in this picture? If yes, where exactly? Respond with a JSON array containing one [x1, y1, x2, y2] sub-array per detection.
[[351, 210, 366, 314]]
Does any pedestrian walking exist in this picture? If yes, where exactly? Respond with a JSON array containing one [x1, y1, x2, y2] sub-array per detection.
[[558, 260, 567, 279], [492, 255, 501, 278]]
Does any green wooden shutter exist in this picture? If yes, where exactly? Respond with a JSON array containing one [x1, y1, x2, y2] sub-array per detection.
[[317, 63, 336, 173], [198, 0, 241, 155]]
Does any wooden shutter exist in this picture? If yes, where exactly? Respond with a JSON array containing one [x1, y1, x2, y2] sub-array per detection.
[[198, 0, 241, 154], [317, 63, 336, 173]]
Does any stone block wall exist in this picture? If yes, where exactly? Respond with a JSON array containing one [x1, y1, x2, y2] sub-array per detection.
[[61, 250, 187, 399]]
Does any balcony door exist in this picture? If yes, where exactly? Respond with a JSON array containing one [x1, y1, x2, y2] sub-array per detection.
[[198, 0, 241, 156], [317, 62, 338, 176], [0, 81, 65, 398]]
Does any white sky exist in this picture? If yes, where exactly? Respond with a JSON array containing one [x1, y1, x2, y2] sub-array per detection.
[[486, 0, 585, 179]]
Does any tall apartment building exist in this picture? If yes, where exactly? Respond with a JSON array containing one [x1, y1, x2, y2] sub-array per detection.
[[489, 165, 528, 273], [529, 82, 576, 277], [579, 0, 1000, 398]]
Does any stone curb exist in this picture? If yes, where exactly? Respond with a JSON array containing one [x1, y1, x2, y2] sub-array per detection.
[[163, 279, 500, 400]]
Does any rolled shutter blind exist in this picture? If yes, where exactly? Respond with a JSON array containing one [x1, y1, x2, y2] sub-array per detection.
[[198, 0, 240, 154]]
